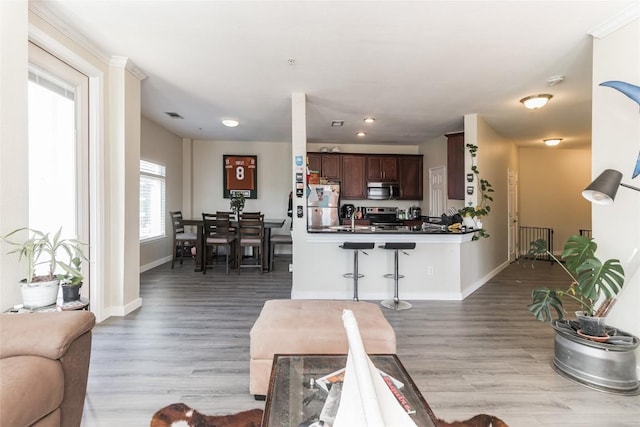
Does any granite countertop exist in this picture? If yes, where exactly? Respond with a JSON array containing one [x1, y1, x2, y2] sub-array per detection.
[[307, 225, 477, 235]]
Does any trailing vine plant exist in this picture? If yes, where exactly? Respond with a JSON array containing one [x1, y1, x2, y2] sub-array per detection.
[[458, 143, 494, 239]]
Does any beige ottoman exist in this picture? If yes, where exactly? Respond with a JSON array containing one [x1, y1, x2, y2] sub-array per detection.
[[249, 299, 397, 396]]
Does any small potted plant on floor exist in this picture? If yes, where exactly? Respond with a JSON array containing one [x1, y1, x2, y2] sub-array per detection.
[[525, 234, 625, 336], [2, 227, 87, 308]]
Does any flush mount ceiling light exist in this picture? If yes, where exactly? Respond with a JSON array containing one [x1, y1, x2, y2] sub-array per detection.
[[543, 138, 562, 146], [363, 117, 375, 124], [356, 131, 367, 137], [222, 119, 239, 127], [520, 94, 553, 109], [331, 120, 344, 127]]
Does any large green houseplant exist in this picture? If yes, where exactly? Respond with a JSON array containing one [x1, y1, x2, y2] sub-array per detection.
[[2, 227, 87, 307], [525, 234, 625, 336]]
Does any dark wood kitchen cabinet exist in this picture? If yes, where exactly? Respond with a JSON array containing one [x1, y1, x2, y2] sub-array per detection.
[[366, 155, 398, 182], [446, 132, 465, 200], [307, 153, 322, 174], [398, 155, 423, 200], [341, 155, 366, 199], [307, 153, 342, 181], [322, 154, 342, 180]]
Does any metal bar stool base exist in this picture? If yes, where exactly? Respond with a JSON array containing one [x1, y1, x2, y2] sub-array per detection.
[[381, 299, 412, 310]]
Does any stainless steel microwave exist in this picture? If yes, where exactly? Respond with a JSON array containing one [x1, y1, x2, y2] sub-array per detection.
[[367, 182, 400, 200]]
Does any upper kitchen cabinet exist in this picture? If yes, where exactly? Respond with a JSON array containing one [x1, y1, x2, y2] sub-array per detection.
[[398, 155, 423, 200], [341, 155, 366, 199], [322, 154, 342, 180], [366, 155, 398, 182], [307, 153, 342, 181], [446, 132, 465, 200], [307, 153, 322, 175]]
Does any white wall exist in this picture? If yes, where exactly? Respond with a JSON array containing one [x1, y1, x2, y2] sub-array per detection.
[[190, 140, 293, 234], [519, 147, 592, 253], [0, 0, 29, 310], [0, 7, 143, 321], [140, 117, 183, 271], [592, 18, 640, 357]]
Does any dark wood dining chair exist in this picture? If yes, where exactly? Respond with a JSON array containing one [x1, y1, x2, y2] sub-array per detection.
[[202, 212, 236, 274], [169, 210, 197, 269], [270, 219, 292, 271], [236, 213, 264, 274]]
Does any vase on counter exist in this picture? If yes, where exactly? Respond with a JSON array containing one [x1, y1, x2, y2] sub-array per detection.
[[462, 215, 477, 229]]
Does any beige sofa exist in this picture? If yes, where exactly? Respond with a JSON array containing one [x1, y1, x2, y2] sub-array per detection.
[[0, 311, 95, 427], [249, 299, 396, 396]]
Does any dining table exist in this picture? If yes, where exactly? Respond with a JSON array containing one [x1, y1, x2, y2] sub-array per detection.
[[182, 217, 286, 272]]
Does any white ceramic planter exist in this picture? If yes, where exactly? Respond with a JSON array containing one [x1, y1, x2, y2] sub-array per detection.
[[20, 279, 60, 308]]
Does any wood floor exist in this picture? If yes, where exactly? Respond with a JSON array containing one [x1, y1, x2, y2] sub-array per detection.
[[81, 258, 640, 427]]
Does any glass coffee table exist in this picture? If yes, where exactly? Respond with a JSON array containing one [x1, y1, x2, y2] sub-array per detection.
[[263, 354, 438, 427]]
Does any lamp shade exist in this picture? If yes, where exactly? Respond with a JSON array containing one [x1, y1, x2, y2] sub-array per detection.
[[582, 169, 623, 205]]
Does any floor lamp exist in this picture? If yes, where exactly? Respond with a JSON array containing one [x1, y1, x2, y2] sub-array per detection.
[[582, 169, 640, 205]]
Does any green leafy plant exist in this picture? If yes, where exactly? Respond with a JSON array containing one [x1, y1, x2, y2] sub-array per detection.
[[525, 235, 625, 322], [229, 192, 246, 215], [2, 227, 87, 286], [458, 143, 494, 239]]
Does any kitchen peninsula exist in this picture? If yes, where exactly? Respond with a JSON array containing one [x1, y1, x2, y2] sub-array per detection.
[[293, 224, 484, 302]]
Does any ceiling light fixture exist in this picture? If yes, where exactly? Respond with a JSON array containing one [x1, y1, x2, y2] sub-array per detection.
[[582, 169, 640, 205], [520, 94, 553, 109], [222, 119, 239, 127], [543, 138, 562, 146], [356, 131, 367, 137], [363, 117, 375, 124]]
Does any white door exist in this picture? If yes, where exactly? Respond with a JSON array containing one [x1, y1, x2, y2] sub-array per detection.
[[429, 166, 447, 217], [508, 168, 518, 261], [28, 42, 90, 293]]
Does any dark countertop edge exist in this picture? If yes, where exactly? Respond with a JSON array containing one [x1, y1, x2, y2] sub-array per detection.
[[306, 228, 478, 235]]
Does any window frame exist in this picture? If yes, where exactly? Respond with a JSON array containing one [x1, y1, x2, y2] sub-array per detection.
[[139, 159, 167, 243]]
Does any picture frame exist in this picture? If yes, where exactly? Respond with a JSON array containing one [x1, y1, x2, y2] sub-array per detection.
[[223, 155, 258, 199]]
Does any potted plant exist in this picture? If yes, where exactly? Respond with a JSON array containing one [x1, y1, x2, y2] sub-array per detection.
[[230, 192, 246, 219], [525, 234, 625, 336], [57, 255, 87, 302], [457, 143, 493, 239], [2, 227, 87, 308]]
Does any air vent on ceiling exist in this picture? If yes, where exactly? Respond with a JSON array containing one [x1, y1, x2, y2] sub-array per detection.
[[165, 112, 184, 119], [331, 120, 344, 127]]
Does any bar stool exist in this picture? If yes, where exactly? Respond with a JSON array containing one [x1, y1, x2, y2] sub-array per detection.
[[340, 242, 375, 301], [380, 242, 416, 310]]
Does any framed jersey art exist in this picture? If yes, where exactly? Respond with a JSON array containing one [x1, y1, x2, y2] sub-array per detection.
[[223, 155, 258, 199]]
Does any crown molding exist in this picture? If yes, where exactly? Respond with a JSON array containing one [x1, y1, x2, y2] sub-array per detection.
[[110, 56, 148, 81], [588, 2, 639, 39], [29, 2, 147, 81]]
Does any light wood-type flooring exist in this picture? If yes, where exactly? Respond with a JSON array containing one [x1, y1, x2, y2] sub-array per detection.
[[81, 257, 640, 426]]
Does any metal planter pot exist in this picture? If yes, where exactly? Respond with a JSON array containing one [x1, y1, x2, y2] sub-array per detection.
[[552, 321, 640, 395]]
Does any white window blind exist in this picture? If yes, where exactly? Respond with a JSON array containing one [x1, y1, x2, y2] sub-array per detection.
[[140, 160, 166, 241]]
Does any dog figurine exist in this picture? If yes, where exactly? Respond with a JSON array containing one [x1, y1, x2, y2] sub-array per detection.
[[150, 403, 263, 427], [436, 414, 509, 427]]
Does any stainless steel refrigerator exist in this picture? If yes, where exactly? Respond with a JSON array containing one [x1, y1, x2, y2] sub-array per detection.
[[307, 183, 340, 228]]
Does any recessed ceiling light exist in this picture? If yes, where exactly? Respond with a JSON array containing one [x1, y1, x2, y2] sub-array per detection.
[[543, 138, 562, 146], [222, 119, 239, 127], [356, 131, 367, 137], [363, 117, 375, 124], [520, 94, 553, 109], [165, 112, 183, 119], [331, 120, 344, 127]]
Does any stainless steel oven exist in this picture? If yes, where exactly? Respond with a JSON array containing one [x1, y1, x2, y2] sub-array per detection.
[[366, 182, 400, 200]]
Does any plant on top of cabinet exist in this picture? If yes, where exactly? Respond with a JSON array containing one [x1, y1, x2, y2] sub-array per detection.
[[458, 143, 493, 239]]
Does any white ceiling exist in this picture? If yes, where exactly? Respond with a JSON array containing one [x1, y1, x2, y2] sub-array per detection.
[[31, 0, 638, 148]]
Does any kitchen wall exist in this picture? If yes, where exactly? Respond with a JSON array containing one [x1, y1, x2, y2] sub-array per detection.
[[518, 146, 592, 253], [140, 117, 183, 271]]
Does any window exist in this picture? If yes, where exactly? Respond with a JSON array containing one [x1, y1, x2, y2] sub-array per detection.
[[140, 160, 166, 241]]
